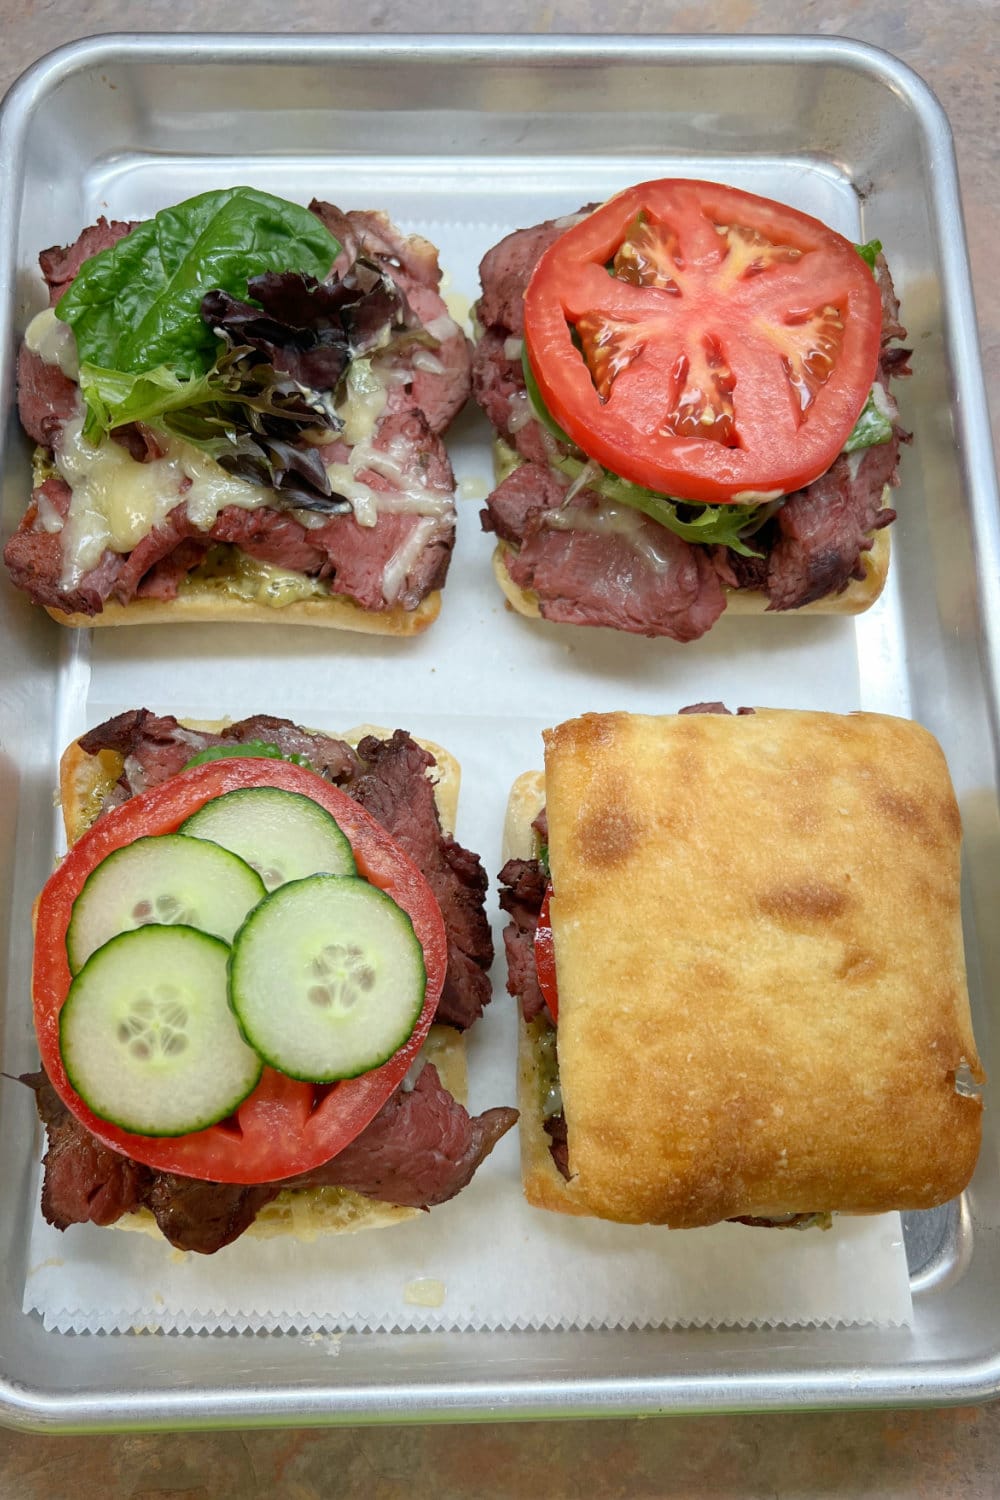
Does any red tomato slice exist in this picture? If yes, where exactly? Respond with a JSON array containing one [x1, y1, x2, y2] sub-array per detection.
[[523, 179, 883, 505], [534, 885, 558, 1023], [32, 759, 447, 1184]]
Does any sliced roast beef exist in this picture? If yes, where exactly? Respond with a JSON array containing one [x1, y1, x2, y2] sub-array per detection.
[[346, 209, 441, 293], [221, 715, 361, 782], [5, 406, 457, 616], [145, 1177, 281, 1255], [497, 857, 548, 1023], [482, 461, 728, 641], [297, 1063, 517, 1207], [3, 479, 122, 616], [874, 253, 906, 347], [22, 1072, 148, 1229], [78, 708, 208, 763], [348, 730, 494, 1029], [544, 1112, 571, 1181], [134, 539, 214, 600], [38, 218, 137, 305], [310, 199, 471, 435], [763, 437, 900, 612], [514, 495, 728, 642], [25, 1063, 516, 1254], [17, 347, 79, 447], [471, 328, 558, 468], [480, 460, 564, 546], [111, 422, 167, 464], [477, 214, 592, 336]]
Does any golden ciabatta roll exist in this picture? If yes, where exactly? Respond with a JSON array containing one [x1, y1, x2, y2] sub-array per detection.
[[505, 710, 983, 1227], [58, 719, 468, 1244]]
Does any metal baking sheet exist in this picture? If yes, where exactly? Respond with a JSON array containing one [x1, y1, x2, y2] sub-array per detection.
[[1, 33, 999, 1427]]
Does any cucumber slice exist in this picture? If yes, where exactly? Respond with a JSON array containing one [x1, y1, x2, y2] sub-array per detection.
[[180, 788, 356, 891], [229, 874, 426, 1082], [60, 926, 262, 1136], [67, 834, 266, 974]]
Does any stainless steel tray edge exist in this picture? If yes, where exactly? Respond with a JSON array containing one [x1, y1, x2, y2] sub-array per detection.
[[1, 31, 1000, 1429]]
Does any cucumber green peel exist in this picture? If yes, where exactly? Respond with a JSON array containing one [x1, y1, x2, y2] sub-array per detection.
[[182, 741, 316, 771]]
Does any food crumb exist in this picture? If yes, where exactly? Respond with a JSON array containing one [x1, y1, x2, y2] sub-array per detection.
[[404, 1277, 446, 1308]]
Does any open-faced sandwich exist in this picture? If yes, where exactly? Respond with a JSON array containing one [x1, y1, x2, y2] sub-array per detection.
[[26, 711, 515, 1254], [500, 707, 982, 1225], [474, 180, 910, 641], [6, 189, 471, 633]]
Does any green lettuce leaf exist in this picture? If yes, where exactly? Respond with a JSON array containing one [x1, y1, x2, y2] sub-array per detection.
[[855, 239, 883, 272], [56, 187, 340, 381], [552, 456, 765, 555], [843, 385, 894, 453]]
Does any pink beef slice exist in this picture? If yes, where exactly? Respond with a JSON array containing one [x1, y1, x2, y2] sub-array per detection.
[[2, 478, 122, 616], [311, 199, 471, 434], [481, 461, 727, 642], [497, 857, 548, 1023], [762, 438, 900, 611], [471, 327, 555, 468], [298, 1063, 518, 1207], [17, 346, 79, 448], [476, 216, 583, 336], [9, 408, 456, 614], [38, 218, 138, 305]]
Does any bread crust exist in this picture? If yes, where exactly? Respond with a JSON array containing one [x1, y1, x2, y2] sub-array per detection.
[[56, 716, 467, 1244], [45, 587, 441, 636], [508, 711, 983, 1226]]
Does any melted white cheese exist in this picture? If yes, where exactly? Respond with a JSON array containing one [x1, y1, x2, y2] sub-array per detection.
[[545, 502, 678, 575], [423, 313, 459, 342], [328, 360, 453, 530], [732, 488, 783, 504], [25, 307, 79, 379], [338, 359, 388, 446], [55, 417, 269, 588], [846, 449, 867, 483], [381, 516, 439, 603]]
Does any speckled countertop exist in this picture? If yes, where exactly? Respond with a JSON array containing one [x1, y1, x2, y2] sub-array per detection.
[[2, 3, 998, 1494]]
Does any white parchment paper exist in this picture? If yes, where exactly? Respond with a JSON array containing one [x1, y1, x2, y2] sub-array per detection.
[[23, 170, 915, 1333]]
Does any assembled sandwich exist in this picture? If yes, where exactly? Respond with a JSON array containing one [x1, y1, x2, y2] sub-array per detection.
[[474, 180, 910, 641], [499, 708, 982, 1226], [27, 711, 515, 1254], [6, 189, 471, 633]]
